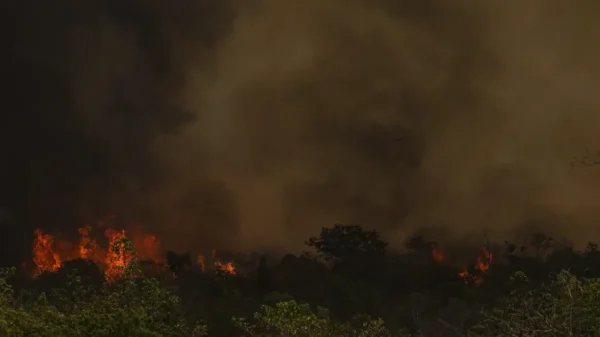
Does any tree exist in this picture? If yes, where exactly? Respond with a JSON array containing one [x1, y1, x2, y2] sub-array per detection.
[[166, 251, 193, 276], [472, 270, 600, 337], [233, 300, 408, 337], [0, 238, 207, 336], [306, 225, 387, 263], [257, 256, 272, 296], [531, 233, 553, 260]]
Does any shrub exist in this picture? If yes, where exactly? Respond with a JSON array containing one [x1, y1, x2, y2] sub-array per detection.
[[473, 270, 600, 337]]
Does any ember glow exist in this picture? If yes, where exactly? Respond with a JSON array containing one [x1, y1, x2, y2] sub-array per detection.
[[197, 254, 206, 271], [476, 247, 493, 271], [195, 249, 237, 275], [211, 249, 236, 275], [457, 247, 494, 285], [427, 242, 495, 285], [430, 243, 445, 262], [30, 218, 236, 280]]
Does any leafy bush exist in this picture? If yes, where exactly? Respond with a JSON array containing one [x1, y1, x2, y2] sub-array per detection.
[[233, 299, 412, 337], [0, 239, 206, 337], [473, 270, 600, 337], [4, 225, 600, 336]]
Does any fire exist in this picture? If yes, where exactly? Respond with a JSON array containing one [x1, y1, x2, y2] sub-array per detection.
[[476, 247, 493, 271], [458, 247, 494, 285], [78, 226, 101, 262], [430, 243, 444, 262], [32, 229, 62, 276], [104, 228, 132, 282], [214, 260, 236, 275], [458, 267, 484, 285], [197, 254, 205, 271], [195, 249, 236, 275], [426, 243, 490, 285], [31, 219, 163, 280], [212, 249, 236, 275], [31, 217, 236, 280]]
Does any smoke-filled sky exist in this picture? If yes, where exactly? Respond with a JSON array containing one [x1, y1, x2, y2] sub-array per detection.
[[2, 0, 600, 266]]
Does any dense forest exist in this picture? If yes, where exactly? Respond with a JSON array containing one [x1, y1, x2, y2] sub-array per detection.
[[2, 224, 600, 336]]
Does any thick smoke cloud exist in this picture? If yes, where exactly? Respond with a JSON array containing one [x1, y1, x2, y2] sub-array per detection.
[[2, 0, 600, 265]]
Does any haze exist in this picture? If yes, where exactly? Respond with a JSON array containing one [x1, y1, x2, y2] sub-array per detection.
[[1, 0, 600, 265]]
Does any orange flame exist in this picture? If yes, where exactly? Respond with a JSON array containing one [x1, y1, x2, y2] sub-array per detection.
[[458, 247, 493, 285], [215, 260, 236, 274], [78, 225, 101, 262], [31, 218, 234, 280], [32, 229, 62, 276], [476, 247, 493, 271], [197, 254, 206, 271], [212, 249, 236, 275], [195, 250, 236, 275], [103, 228, 132, 281]]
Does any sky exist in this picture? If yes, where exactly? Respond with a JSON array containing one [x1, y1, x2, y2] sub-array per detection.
[[2, 0, 600, 266]]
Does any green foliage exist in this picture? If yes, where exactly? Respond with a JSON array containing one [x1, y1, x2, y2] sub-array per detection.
[[4, 226, 600, 336], [473, 270, 600, 337], [0, 238, 206, 337], [233, 300, 411, 337]]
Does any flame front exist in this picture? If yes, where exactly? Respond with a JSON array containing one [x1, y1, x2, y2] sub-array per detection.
[[32, 229, 62, 276], [31, 218, 236, 280], [78, 226, 101, 262], [104, 228, 132, 282]]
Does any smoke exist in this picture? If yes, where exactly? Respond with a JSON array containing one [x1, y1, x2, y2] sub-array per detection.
[[2, 0, 600, 265]]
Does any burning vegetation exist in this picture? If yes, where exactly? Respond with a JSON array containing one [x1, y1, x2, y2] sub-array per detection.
[[428, 242, 494, 285], [457, 247, 494, 285], [32, 219, 495, 285], [31, 217, 504, 290], [9, 223, 600, 336], [30, 217, 236, 281]]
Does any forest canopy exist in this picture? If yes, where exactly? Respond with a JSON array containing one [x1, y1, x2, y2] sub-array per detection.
[[2, 224, 600, 336]]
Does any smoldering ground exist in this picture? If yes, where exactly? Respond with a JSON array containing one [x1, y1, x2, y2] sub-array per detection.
[[1, 0, 600, 266]]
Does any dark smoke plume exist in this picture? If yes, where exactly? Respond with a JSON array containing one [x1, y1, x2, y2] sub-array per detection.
[[2, 0, 600, 266]]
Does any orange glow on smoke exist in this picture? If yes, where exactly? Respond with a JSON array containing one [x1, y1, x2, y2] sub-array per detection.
[[197, 254, 206, 271], [133, 234, 163, 263], [78, 226, 102, 263], [430, 243, 444, 262]]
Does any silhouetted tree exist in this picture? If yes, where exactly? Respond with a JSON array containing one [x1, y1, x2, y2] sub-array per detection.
[[531, 233, 553, 260], [305, 225, 387, 263], [256, 256, 272, 297], [306, 225, 388, 283], [166, 251, 192, 276]]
